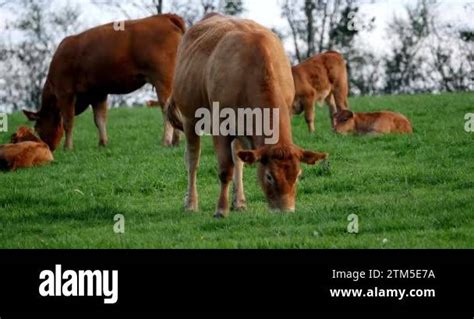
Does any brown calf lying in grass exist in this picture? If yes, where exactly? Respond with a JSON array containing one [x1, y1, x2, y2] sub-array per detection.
[[334, 110, 413, 135], [0, 127, 54, 171]]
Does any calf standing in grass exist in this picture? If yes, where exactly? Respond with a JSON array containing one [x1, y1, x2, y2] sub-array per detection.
[[23, 14, 186, 151], [334, 110, 413, 135], [168, 14, 327, 218], [0, 127, 54, 171], [292, 51, 350, 132]]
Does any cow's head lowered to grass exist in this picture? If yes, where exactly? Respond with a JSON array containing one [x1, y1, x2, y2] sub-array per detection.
[[23, 109, 64, 152], [238, 145, 327, 212]]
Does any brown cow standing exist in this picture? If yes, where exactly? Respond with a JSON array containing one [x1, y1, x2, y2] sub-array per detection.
[[168, 14, 327, 218], [0, 127, 54, 171], [292, 51, 350, 133], [23, 14, 185, 151], [334, 110, 413, 135]]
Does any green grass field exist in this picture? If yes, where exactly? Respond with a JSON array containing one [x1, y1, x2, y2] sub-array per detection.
[[0, 93, 473, 248]]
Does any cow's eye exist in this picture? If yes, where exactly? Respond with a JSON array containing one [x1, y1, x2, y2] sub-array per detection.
[[265, 172, 274, 185]]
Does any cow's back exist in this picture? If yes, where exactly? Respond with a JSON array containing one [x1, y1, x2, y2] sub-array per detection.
[[173, 14, 294, 120], [364, 112, 413, 134], [47, 14, 186, 94], [293, 51, 347, 96]]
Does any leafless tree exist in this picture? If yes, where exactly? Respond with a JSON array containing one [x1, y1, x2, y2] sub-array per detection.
[[427, 23, 473, 92], [281, 0, 377, 95], [384, 0, 437, 94], [0, 0, 81, 111], [282, 0, 303, 62], [282, 0, 371, 63], [93, 0, 244, 26], [92, 0, 163, 17]]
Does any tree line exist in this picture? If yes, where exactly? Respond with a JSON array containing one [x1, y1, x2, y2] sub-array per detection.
[[0, 0, 472, 112]]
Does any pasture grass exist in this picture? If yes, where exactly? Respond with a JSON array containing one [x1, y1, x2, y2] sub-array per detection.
[[0, 93, 473, 248]]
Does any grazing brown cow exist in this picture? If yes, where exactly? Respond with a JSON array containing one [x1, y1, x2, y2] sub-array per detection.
[[168, 14, 327, 218], [0, 127, 53, 171], [334, 110, 413, 135], [23, 14, 186, 151], [292, 51, 350, 132]]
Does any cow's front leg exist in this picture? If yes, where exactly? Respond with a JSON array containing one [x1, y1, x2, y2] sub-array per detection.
[[231, 139, 247, 211], [92, 98, 109, 147], [303, 96, 316, 133], [214, 137, 234, 219], [326, 94, 338, 130], [184, 123, 201, 212], [60, 95, 76, 151]]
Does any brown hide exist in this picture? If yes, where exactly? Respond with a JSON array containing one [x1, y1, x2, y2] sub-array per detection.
[[24, 14, 186, 151], [334, 110, 413, 135], [168, 14, 327, 217], [292, 51, 350, 132], [1, 127, 54, 171]]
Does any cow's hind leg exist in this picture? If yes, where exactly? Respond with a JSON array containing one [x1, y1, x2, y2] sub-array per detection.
[[213, 136, 235, 219], [231, 139, 247, 211], [155, 84, 179, 147], [184, 122, 201, 212], [92, 97, 109, 147], [60, 95, 76, 151]]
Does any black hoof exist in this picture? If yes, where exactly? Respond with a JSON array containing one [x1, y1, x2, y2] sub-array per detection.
[[213, 212, 227, 219]]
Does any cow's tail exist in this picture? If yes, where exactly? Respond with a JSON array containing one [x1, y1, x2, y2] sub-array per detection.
[[164, 14, 186, 34], [166, 98, 184, 132]]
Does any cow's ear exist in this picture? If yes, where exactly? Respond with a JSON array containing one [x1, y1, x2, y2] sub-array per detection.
[[238, 150, 261, 165], [337, 110, 354, 123], [23, 110, 39, 121], [300, 151, 328, 165]]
